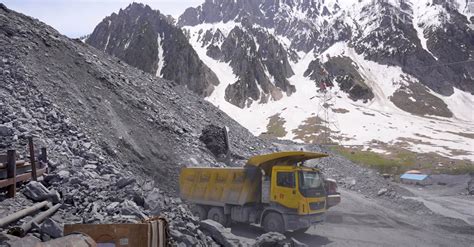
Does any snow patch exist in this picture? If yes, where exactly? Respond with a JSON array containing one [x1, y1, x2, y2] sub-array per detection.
[[156, 34, 165, 77]]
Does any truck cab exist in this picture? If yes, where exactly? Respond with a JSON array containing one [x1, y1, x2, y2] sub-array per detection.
[[252, 153, 340, 232], [179, 151, 341, 233]]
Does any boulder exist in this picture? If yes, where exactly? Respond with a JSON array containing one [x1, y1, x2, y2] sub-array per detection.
[[24, 181, 60, 202], [253, 232, 287, 247], [0, 124, 13, 136], [40, 218, 63, 239], [120, 199, 147, 219], [199, 219, 249, 247], [145, 188, 163, 215], [377, 188, 388, 196], [116, 177, 136, 189], [199, 125, 228, 158]]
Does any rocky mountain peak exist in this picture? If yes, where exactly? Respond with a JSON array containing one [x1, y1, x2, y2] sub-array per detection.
[[86, 3, 219, 97]]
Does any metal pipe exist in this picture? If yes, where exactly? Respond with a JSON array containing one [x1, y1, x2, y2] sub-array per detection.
[[0, 201, 49, 228], [8, 203, 61, 237]]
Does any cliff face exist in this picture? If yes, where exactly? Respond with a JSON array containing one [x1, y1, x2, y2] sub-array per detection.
[[87, 3, 220, 97]]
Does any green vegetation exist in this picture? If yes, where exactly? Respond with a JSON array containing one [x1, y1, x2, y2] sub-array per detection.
[[292, 116, 331, 144], [329, 145, 474, 175], [259, 114, 287, 139]]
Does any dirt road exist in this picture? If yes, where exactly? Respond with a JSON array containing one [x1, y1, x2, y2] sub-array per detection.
[[231, 189, 474, 246], [402, 175, 474, 226]]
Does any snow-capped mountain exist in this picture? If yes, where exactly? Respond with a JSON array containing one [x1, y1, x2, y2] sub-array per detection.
[[87, 3, 219, 96], [88, 0, 474, 161], [178, 0, 474, 160]]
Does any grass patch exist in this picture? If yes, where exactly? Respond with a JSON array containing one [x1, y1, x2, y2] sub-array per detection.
[[292, 116, 331, 144], [259, 114, 287, 139], [330, 146, 416, 174], [329, 145, 474, 175]]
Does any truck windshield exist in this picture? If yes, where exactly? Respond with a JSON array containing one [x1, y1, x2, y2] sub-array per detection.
[[298, 171, 325, 197]]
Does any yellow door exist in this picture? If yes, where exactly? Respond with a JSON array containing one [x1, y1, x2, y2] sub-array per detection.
[[271, 168, 299, 209]]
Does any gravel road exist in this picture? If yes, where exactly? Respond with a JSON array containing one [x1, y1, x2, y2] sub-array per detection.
[[231, 189, 474, 246]]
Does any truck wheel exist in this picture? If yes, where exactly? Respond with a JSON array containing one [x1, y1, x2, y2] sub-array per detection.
[[207, 207, 229, 227], [262, 212, 285, 233], [191, 205, 207, 220], [293, 227, 310, 234]]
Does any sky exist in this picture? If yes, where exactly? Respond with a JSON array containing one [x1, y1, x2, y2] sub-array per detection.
[[2, 0, 203, 38]]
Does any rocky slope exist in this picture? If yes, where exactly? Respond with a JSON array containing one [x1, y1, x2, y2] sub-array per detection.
[[86, 3, 219, 97], [0, 3, 277, 245]]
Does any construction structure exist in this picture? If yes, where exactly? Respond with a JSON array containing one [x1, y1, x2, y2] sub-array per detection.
[[400, 172, 431, 186], [0, 137, 48, 198]]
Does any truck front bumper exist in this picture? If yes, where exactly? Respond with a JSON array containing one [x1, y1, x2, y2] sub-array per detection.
[[284, 213, 326, 231]]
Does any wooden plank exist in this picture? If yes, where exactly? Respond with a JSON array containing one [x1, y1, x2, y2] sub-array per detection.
[[6, 150, 16, 198], [0, 163, 31, 179], [0, 160, 26, 169], [41, 147, 47, 164], [0, 154, 6, 164], [0, 167, 46, 188]]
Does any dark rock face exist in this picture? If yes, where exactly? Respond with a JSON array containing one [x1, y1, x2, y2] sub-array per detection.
[[304, 57, 374, 102], [179, 0, 474, 100], [391, 84, 453, 118], [199, 24, 296, 108], [178, 0, 351, 53], [350, 0, 474, 97], [86, 3, 219, 97], [426, 7, 474, 94]]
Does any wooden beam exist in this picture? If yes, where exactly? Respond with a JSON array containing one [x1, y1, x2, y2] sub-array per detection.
[[40, 147, 47, 167], [6, 150, 16, 198], [0, 154, 6, 164], [0, 167, 46, 188], [0, 160, 27, 169], [28, 137, 37, 181]]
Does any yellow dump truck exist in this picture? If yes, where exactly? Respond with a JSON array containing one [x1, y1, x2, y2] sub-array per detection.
[[179, 151, 341, 233]]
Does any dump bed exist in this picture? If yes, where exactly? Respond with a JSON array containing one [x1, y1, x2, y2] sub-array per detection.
[[179, 167, 261, 206]]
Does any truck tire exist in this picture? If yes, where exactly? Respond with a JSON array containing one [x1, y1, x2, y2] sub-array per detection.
[[207, 207, 229, 226], [191, 205, 207, 220], [262, 212, 285, 233]]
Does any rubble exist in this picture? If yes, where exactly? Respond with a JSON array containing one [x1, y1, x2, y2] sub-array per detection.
[[253, 232, 286, 247], [199, 219, 251, 247], [115, 177, 136, 189], [200, 125, 229, 158], [468, 175, 474, 195], [0, 124, 13, 136], [40, 218, 63, 239], [377, 188, 388, 196]]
